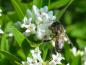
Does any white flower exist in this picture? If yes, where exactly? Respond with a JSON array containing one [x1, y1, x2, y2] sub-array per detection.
[[26, 9, 32, 17], [71, 47, 84, 56], [84, 61, 86, 65], [0, 25, 4, 34], [22, 57, 38, 65], [31, 47, 43, 62], [21, 17, 36, 34], [0, 8, 2, 16], [27, 57, 38, 65], [21, 17, 32, 28], [25, 23, 36, 33], [83, 47, 86, 65], [49, 52, 64, 65], [33, 5, 39, 15], [8, 32, 13, 37], [66, 63, 70, 65], [0, 29, 4, 34], [40, 6, 48, 13], [22, 47, 43, 65]]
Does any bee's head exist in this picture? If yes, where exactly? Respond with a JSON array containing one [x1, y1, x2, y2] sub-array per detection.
[[49, 22, 64, 35]]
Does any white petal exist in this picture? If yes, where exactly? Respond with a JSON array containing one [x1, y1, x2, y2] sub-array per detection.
[[28, 18, 32, 23], [26, 9, 32, 17], [36, 30, 45, 39], [52, 16, 56, 20], [0, 28, 4, 34], [0, 9, 2, 12], [84, 61, 86, 65], [66, 63, 70, 65], [8, 33, 13, 37], [23, 17, 28, 23], [33, 5, 39, 15], [43, 6, 48, 12], [49, 61, 56, 65], [40, 6, 48, 13], [0, 13, 2, 16], [37, 17, 42, 21], [27, 57, 33, 63], [21, 24, 25, 28], [71, 47, 77, 56], [25, 29, 31, 33], [48, 11, 53, 18]]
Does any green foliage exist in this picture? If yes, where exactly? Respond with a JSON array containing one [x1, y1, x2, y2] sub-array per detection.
[[0, 49, 20, 62]]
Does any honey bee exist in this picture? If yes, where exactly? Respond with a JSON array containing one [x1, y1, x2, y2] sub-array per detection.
[[49, 21, 72, 51]]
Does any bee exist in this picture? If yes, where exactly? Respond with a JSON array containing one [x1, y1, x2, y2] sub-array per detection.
[[49, 21, 72, 51]]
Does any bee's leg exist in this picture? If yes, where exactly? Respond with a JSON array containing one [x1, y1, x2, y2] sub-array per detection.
[[64, 34, 74, 48]]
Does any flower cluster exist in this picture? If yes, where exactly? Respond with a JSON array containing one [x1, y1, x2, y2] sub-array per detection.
[[22, 47, 43, 65], [21, 5, 56, 40], [22, 47, 64, 65], [49, 52, 64, 65]]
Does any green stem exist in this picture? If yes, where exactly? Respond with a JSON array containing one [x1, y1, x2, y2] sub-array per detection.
[[48, 0, 50, 7], [57, 0, 74, 20]]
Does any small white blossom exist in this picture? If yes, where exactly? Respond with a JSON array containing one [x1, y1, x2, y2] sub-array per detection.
[[22, 57, 42, 65], [0, 25, 4, 34], [25, 23, 36, 33], [84, 61, 86, 65], [49, 52, 64, 65], [21, 17, 32, 28], [66, 63, 70, 65], [83, 47, 86, 65], [31, 47, 43, 62], [0, 29, 4, 34], [21, 17, 36, 35], [0, 8, 2, 16], [71, 47, 84, 56], [22, 47, 43, 65], [8, 32, 13, 37]]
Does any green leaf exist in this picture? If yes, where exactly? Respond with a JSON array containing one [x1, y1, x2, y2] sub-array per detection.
[[40, 42, 52, 61], [67, 24, 86, 39], [0, 49, 20, 62], [64, 11, 72, 25], [1, 35, 9, 51], [2, 22, 25, 46], [11, 26, 25, 46], [0, 21, 11, 58], [0, 35, 9, 59], [63, 43, 74, 62], [76, 39, 86, 49], [11, 0, 25, 20], [48, 0, 70, 10], [33, 0, 42, 8], [71, 56, 81, 65]]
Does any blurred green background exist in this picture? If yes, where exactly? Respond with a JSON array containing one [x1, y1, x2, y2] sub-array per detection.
[[0, 0, 86, 65]]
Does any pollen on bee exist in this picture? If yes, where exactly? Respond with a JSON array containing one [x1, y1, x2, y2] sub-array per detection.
[[51, 40, 55, 47]]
